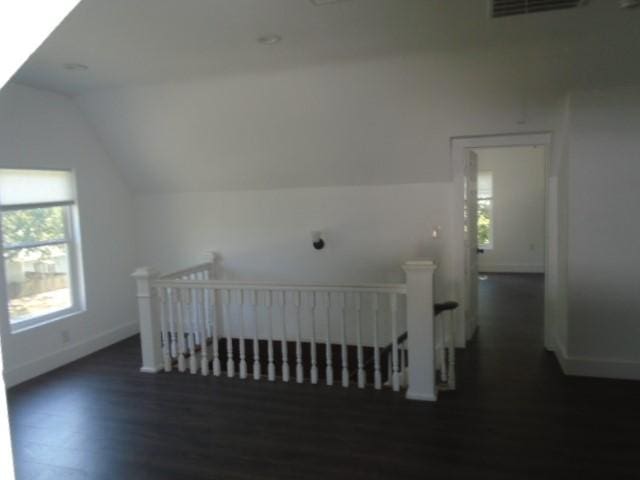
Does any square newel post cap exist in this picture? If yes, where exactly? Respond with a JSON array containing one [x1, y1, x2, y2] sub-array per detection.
[[132, 267, 159, 279], [402, 259, 437, 272]]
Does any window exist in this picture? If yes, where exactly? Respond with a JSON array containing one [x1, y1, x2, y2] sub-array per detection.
[[477, 171, 493, 249], [0, 169, 84, 331]]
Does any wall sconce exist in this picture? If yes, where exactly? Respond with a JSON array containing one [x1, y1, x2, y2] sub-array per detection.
[[311, 231, 325, 250], [432, 225, 442, 240]]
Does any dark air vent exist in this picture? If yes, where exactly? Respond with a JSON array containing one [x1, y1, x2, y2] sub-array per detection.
[[491, 0, 586, 18]]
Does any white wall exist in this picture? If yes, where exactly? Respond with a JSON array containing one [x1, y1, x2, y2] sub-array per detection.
[[79, 51, 562, 340], [547, 94, 571, 353], [134, 182, 453, 294], [76, 52, 564, 193], [134, 182, 453, 347], [0, 83, 137, 386], [476, 146, 546, 273], [560, 86, 640, 379]]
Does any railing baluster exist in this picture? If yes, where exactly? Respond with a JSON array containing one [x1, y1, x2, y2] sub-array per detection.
[[191, 287, 200, 346], [266, 290, 276, 381], [340, 292, 349, 388], [325, 292, 334, 386], [159, 287, 172, 372], [203, 287, 212, 344], [238, 290, 247, 379], [390, 293, 400, 391], [198, 288, 209, 375], [355, 293, 365, 389], [310, 292, 319, 384], [176, 289, 186, 372], [404, 342, 409, 386], [168, 288, 177, 359], [140, 262, 422, 394], [279, 291, 290, 382], [185, 288, 198, 374], [439, 316, 448, 384], [448, 310, 456, 390], [399, 341, 408, 388], [251, 290, 261, 380], [294, 291, 303, 384], [223, 289, 235, 378], [372, 293, 381, 390], [211, 288, 222, 376]]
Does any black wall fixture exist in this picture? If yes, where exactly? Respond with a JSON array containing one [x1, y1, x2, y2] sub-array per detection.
[[311, 231, 325, 250]]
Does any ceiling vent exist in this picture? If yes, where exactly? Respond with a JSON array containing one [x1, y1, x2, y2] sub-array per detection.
[[309, 0, 351, 6], [490, 0, 587, 18]]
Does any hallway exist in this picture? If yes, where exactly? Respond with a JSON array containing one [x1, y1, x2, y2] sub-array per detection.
[[6, 274, 640, 479], [468, 273, 552, 399]]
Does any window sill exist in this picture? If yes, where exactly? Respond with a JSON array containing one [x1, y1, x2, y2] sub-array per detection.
[[10, 307, 86, 334]]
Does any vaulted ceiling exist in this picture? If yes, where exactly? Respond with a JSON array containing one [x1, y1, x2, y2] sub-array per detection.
[[8, 0, 640, 193], [14, 0, 640, 96]]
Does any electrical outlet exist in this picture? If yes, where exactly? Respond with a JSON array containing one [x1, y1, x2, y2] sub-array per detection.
[[61, 330, 70, 344]]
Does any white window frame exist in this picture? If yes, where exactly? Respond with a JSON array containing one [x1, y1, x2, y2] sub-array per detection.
[[0, 169, 85, 333], [478, 170, 494, 250]]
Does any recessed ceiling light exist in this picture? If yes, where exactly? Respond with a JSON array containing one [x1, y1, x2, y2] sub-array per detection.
[[63, 63, 89, 72], [257, 34, 282, 45]]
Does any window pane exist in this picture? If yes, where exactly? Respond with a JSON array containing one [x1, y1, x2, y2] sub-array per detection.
[[1, 206, 67, 247], [478, 171, 493, 199], [4, 244, 72, 323], [478, 199, 492, 246]]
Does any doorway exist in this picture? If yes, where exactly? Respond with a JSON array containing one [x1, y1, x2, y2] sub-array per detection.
[[473, 146, 547, 357], [451, 133, 554, 351]]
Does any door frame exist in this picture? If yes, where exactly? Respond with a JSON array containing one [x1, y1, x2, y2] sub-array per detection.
[[451, 132, 553, 349]]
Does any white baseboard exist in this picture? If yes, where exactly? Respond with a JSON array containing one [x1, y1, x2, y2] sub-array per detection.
[[553, 335, 640, 381], [4, 322, 139, 388], [140, 366, 162, 374], [479, 264, 544, 273], [406, 389, 438, 402]]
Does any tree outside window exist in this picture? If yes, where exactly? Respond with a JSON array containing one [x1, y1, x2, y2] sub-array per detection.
[[477, 171, 493, 249], [0, 169, 83, 331]]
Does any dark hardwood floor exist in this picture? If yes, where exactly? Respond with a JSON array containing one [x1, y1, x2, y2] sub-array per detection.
[[8, 274, 640, 479]]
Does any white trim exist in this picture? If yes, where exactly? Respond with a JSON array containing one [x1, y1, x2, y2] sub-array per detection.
[[3, 238, 68, 250], [3, 321, 138, 387], [1, 201, 85, 331], [553, 335, 640, 381], [9, 306, 85, 333], [0, 200, 74, 212], [406, 390, 438, 402], [140, 365, 162, 374], [479, 264, 545, 273], [451, 133, 553, 348], [153, 278, 408, 294]]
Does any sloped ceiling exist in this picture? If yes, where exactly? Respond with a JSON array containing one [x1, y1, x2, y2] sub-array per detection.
[[13, 0, 640, 96], [10, 0, 640, 193]]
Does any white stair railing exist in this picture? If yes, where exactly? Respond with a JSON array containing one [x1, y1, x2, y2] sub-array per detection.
[[133, 256, 444, 401]]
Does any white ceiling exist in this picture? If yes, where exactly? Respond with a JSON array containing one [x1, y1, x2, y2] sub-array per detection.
[[12, 0, 640, 96], [7, 0, 640, 195]]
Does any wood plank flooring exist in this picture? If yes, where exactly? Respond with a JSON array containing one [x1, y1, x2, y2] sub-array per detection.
[[7, 274, 640, 479]]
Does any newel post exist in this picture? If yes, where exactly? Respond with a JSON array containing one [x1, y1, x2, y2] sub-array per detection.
[[207, 251, 219, 279], [132, 267, 162, 373], [403, 260, 438, 401]]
